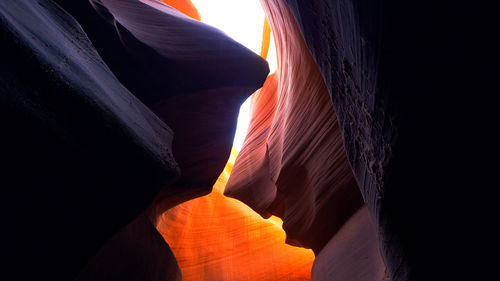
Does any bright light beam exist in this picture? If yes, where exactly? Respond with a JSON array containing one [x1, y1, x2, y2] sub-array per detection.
[[191, 0, 277, 151]]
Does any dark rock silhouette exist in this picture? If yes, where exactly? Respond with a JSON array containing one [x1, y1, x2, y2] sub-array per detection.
[[55, 0, 269, 215], [1, 0, 267, 280], [284, 0, 497, 280], [1, 0, 179, 280]]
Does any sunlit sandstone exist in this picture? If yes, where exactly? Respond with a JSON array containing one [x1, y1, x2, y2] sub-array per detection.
[[158, 149, 314, 280], [161, 0, 200, 20], [225, 1, 386, 280]]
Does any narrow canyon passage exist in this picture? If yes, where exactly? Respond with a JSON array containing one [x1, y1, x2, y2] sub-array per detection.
[[2, 0, 492, 280], [157, 0, 384, 280], [157, 1, 315, 279]]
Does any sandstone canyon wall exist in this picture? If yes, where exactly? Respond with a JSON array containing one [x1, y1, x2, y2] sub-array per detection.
[[282, 0, 497, 280], [1, 0, 268, 280], [1, 0, 180, 279], [1, 0, 495, 280], [225, 0, 386, 280], [158, 149, 315, 280]]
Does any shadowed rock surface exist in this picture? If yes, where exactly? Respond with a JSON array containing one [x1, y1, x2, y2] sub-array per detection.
[[284, 0, 498, 280], [311, 206, 386, 281], [76, 215, 182, 281], [55, 0, 270, 214], [1, 0, 179, 280], [1, 0, 269, 280]]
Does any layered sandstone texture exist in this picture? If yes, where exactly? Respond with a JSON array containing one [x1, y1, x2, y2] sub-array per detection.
[[225, 1, 385, 280], [158, 150, 315, 280], [2, 0, 493, 280], [82, 0, 269, 214], [226, 0, 363, 252]]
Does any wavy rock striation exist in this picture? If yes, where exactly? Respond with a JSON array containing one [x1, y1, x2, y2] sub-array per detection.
[[226, 0, 363, 253], [4, 0, 490, 280], [158, 150, 315, 280], [1, 0, 268, 280], [226, 0, 386, 280], [67, 0, 270, 214]]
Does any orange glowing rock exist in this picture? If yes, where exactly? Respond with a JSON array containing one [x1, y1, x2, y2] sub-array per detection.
[[161, 0, 201, 20], [157, 149, 314, 281], [260, 18, 271, 59]]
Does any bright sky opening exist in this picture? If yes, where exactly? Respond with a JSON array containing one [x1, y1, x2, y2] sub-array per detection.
[[191, 0, 277, 151]]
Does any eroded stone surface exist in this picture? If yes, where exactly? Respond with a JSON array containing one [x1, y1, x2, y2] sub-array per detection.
[[0, 0, 179, 279], [284, 0, 496, 280], [226, 0, 364, 255], [158, 150, 315, 281]]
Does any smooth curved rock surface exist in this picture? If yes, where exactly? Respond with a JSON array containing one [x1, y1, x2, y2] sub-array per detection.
[[89, 0, 268, 97], [158, 150, 314, 281], [226, 0, 364, 254], [0, 0, 179, 279], [56, 0, 270, 214], [3, 0, 270, 279], [225, 1, 388, 280], [311, 206, 386, 281], [76, 214, 182, 281]]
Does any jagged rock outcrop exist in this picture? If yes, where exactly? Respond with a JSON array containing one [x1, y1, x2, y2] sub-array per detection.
[[0, 0, 179, 280]]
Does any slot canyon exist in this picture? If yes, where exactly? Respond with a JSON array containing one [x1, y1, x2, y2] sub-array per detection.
[[1, 0, 496, 280]]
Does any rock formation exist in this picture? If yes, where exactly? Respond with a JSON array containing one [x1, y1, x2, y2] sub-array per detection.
[[56, 0, 269, 214], [1, 0, 179, 279], [225, 1, 385, 280], [282, 0, 497, 280], [1, 0, 267, 280], [2, 0, 495, 280], [158, 149, 315, 280]]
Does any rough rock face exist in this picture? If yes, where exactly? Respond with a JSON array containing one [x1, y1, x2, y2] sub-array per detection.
[[0, 0, 179, 280], [158, 150, 315, 281], [283, 0, 497, 280], [56, 0, 270, 215]]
